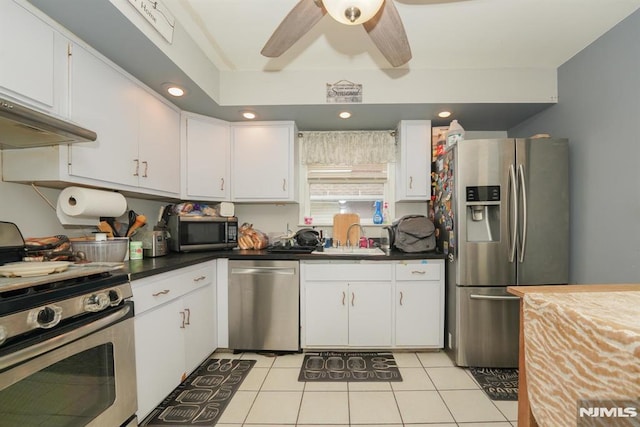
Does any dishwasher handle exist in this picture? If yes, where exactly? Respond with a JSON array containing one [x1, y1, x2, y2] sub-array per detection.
[[231, 267, 296, 275]]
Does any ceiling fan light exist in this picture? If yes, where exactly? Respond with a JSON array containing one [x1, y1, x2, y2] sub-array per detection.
[[323, 0, 384, 25]]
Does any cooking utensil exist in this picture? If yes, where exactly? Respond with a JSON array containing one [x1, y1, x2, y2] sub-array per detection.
[[97, 221, 114, 238], [126, 214, 147, 237], [100, 217, 119, 237], [125, 210, 136, 237]]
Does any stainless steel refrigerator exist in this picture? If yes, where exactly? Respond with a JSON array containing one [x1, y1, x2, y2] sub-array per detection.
[[433, 137, 569, 367]]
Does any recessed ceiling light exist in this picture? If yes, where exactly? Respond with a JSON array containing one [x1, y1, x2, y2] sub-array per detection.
[[242, 111, 256, 120], [162, 83, 185, 97], [438, 111, 452, 118], [339, 111, 352, 119]]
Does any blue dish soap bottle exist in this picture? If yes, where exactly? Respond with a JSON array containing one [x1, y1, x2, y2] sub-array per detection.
[[373, 200, 383, 225]]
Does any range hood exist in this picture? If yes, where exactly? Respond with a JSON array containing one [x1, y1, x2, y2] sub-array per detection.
[[0, 97, 97, 149]]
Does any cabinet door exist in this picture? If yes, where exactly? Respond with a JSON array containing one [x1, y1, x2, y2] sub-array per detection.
[[231, 122, 296, 201], [68, 44, 139, 186], [183, 115, 230, 200], [138, 90, 180, 194], [183, 284, 217, 374], [0, 1, 56, 109], [134, 298, 185, 420], [395, 281, 443, 347], [303, 282, 348, 347], [396, 120, 431, 201], [348, 282, 393, 347]]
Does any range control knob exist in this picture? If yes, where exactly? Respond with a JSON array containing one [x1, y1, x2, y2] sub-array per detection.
[[28, 305, 62, 329], [84, 293, 110, 312], [108, 289, 123, 306]]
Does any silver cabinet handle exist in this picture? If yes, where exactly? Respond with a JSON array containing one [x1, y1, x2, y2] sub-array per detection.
[[282, 178, 287, 191], [470, 294, 520, 301], [411, 270, 426, 275], [193, 275, 206, 282], [342, 291, 346, 306], [133, 159, 139, 177], [142, 161, 148, 178], [184, 308, 191, 325], [152, 289, 170, 297], [518, 163, 527, 263], [409, 176, 413, 189], [399, 291, 404, 306], [180, 311, 186, 328], [220, 177, 225, 191], [508, 164, 518, 263], [351, 292, 355, 306]]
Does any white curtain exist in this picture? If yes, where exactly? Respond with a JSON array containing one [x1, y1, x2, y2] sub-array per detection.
[[300, 131, 395, 165]]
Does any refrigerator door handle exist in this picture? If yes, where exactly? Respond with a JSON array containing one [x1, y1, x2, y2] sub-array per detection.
[[470, 294, 520, 301], [508, 164, 518, 263], [518, 164, 528, 263]]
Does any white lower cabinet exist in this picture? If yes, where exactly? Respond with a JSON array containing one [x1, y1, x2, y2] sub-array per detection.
[[133, 262, 217, 421], [301, 261, 393, 348], [301, 259, 444, 349]]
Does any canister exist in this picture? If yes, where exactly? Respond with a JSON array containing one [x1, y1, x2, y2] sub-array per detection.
[[129, 240, 143, 260]]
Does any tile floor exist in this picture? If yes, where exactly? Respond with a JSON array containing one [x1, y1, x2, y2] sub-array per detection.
[[207, 350, 518, 427]]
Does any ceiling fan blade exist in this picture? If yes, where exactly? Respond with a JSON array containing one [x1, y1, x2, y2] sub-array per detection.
[[363, 0, 412, 67], [261, 0, 326, 57]]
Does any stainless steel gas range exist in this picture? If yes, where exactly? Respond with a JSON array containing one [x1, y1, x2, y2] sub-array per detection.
[[0, 221, 137, 426]]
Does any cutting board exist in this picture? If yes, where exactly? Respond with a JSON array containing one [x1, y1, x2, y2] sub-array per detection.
[[333, 213, 361, 247]]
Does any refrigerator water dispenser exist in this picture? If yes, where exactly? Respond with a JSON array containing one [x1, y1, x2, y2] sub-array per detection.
[[465, 186, 500, 242]]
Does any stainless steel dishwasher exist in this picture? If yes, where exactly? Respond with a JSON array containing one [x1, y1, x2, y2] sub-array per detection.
[[228, 260, 300, 352]]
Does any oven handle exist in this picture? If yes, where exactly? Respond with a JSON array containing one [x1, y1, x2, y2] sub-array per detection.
[[0, 304, 131, 371]]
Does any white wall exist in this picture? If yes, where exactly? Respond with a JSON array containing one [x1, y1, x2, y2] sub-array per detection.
[[509, 10, 640, 283], [0, 152, 166, 239]]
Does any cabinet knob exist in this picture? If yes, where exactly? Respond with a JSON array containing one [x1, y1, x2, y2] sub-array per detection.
[[409, 176, 413, 189], [184, 308, 191, 325], [142, 161, 148, 178], [399, 291, 404, 306], [411, 270, 426, 275], [342, 291, 346, 306], [152, 289, 170, 297], [180, 311, 186, 328], [220, 178, 225, 191], [133, 159, 139, 177], [193, 275, 206, 282], [351, 292, 355, 307], [282, 179, 287, 191]]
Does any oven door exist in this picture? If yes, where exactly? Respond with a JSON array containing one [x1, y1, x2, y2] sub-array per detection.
[[0, 302, 137, 427]]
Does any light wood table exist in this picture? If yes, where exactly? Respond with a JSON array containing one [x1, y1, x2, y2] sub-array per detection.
[[507, 284, 640, 427]]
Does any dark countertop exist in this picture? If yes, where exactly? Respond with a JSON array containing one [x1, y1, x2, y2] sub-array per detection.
[[124, 248, 446, 281]]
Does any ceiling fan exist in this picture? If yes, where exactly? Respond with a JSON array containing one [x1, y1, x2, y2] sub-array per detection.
[[261, 0, 411, 67]]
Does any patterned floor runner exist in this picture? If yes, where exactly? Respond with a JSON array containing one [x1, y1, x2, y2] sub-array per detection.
[[141, 358, 255, 426], [468, 367, 519, 401], [298, 352, 402, 382]]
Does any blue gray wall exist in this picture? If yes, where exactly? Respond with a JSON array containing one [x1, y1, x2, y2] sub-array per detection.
[[509, 10, 640, 284]]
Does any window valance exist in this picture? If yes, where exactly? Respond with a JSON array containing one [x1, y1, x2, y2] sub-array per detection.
[[300, 131, 396, 165]]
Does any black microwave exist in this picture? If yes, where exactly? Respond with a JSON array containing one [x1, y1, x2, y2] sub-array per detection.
[[167, 215, 238, 252]]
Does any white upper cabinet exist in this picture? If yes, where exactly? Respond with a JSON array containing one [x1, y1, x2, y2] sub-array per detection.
[[68, 43, 139, 187], [0, 1, 68, 114], [230, 121, 298, 202], [138, 89, 180, 194], [395, 120, 431, 201], [181, 113, 230, 201], [68, 43, 180, 195]]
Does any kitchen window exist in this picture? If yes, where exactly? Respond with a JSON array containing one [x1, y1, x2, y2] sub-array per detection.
[[300, 131, 396, 225]]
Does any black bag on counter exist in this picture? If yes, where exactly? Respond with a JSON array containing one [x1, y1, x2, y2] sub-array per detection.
[[387, 215, 436, 253]]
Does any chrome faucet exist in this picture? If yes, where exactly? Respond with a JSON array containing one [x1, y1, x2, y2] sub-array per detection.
[[346, 223, 367, 248]]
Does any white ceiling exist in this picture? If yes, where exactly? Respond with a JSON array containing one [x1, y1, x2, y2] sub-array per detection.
[[27, 0, 640, 130], [169, 0, 640, 72]]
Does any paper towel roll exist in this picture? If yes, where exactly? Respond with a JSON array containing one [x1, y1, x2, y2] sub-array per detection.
[[56, 187, 127, 226]]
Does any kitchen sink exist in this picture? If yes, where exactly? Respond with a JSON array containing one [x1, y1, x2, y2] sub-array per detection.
[[312, 247, 387, 256]]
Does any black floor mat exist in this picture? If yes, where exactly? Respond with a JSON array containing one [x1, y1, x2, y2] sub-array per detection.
[[468, 367, 519, 401], [141, 358, 255, 426], [298, 352, 402, 382]]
